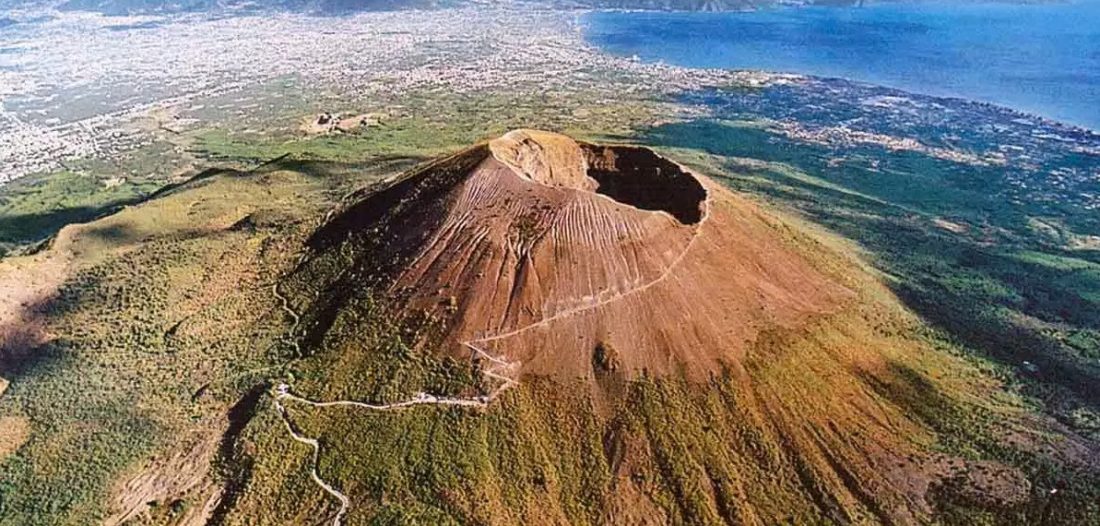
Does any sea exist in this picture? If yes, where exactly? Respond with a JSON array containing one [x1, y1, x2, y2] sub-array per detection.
[[584, 1, 1100, 130]]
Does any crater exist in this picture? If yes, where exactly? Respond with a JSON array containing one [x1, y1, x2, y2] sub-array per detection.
[[582, 144, 707, 225], [488, 129, 707, 226]]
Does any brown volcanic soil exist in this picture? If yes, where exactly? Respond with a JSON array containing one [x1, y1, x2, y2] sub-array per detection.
[[305, 130, 850, 382]]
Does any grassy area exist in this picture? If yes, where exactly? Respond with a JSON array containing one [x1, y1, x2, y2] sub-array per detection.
[[0, 170, 159, 257], [0, 168, 339, 524], [188, 91, 663, 167]]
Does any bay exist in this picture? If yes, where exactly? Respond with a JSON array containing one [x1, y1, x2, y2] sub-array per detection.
[[584, 2, 1100, 130]]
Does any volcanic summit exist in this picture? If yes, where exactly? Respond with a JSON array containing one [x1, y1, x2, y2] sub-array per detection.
[[296, 129, 849, 383]]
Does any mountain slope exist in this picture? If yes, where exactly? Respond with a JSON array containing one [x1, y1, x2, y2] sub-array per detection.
[[217, 130, 1098, 525], [297, 130, 848, 384]]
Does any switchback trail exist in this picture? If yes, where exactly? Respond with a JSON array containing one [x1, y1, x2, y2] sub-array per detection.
[[271, 185, 711, 526]]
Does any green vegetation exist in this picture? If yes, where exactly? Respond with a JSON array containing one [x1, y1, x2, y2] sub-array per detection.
[[190, 91, 661, 168], [0, 169, 336, 524], [0, 170, 158, 256]]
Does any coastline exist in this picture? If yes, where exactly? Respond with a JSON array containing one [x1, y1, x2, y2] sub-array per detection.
[[744, 70, 1100, 136], [581, 4, 1100, 132]]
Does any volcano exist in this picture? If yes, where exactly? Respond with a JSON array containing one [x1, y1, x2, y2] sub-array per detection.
[[299, 129, 849, 384], [267, 130, 1067, 525]]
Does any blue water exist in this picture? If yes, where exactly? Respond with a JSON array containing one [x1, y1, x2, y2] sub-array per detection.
[[585, 2, 1100, 130]]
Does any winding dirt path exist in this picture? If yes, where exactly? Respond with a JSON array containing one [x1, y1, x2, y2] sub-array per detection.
[[271, 184, 712, 526], [273, 395, 351, 526]]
